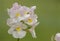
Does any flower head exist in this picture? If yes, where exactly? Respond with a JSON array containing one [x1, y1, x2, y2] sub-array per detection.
[[8, 22, 27, 38], [55, 33, 60, 41], [7, 2, 39, 39], [7, 2, 30, 22]]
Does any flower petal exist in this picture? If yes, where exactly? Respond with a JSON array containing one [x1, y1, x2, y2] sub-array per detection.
[[29, 28, 37, 38], [13, 2, 19, 8], [31, 6, 36, 11], [8, 27, 15, 34], [55, 33, 60, 41], [7, 18, 17, 26], [12, 30, 26, 38], [32, 22, 39, 28], [28, 22, 39, 38]]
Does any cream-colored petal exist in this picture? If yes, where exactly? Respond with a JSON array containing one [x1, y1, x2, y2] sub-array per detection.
[[15, 14, 30, 22], [7, 18, 17, 26], [23, 14, 30, 19], [31, 6, 36, 10], [22, 6, 30, 12], [25, 18, 38, 26], [7, 8, 17, 18], [55, 33, 60, 41], [20, 24, 27, 29], [8, 27, 15, 34], [28, 22, 39, 38], [18, 22, 27, 29], [29, 28, 37, 38], [12, 31, 19, 38], [29, 6, 36, 14], [12, 30, 26, 38], [12, 2, 19, 8], [32, 22, 39, 28]]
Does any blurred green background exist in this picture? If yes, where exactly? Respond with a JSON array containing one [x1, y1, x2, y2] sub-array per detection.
[[0, 0, 60, 41]]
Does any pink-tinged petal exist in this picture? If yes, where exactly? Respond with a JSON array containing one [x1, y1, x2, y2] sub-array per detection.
[[55, 33, 60, 41], [31, 6, 36, 11], [29, 28, 37, 38], [12, 30, 26, 38], [12, 2, 20, 10], [13, 2, 18, 7]]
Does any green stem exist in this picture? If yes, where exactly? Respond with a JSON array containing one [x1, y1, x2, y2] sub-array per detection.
[[17, 38, 19, 41]]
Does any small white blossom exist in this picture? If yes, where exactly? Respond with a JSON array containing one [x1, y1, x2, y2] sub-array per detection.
[[7, 2, 30, 21], [24, 6, 38, 26], [8, 22, 27, 38], [55, 33, 60, 41]]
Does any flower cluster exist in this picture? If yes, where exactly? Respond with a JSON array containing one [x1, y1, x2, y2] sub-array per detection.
[[7, 2, 39, 39]]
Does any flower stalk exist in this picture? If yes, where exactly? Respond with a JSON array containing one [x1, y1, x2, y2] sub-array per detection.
[[17, 38, 19, 41]]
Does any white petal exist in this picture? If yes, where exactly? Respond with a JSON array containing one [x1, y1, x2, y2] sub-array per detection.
[[13, 2, 18, 7], [22, 6, 30, 12], [24, 14, 30, 19], [7, 8, 14, 18], [29, 28, 37, 38], [12, 31, 26, 38], [12, 31, 19, 38], [28, 22, 39, 38], [17, 14, 30, 22], [55, 33, 60, 41], [16, 17, 23, 22], [12, 2, 22, 10], [31, 6, 36, 11], [20, 24, 27, 29], [32, 14, 38, 19], [7, 18, 17, 26], [32, 22, 40, 28], [8, 27, 15, 34], [18, 22, 27, 29]]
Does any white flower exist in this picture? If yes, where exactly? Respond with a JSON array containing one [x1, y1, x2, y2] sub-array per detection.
[[20, 6, 39, 38], [7, 2, 30, 21], [7, 2, 39, 39], [23, 6, 39, 26], [55, 33, 60, 41], [24, 14, 38, 26], [8, 22, 27, 38]]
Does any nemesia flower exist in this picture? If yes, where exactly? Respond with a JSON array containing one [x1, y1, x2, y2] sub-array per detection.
[[8, 22, 27, 38], [24, 6, 38, 26], [7, 2, 39, 39], [24, 14, 38, 26], [55, 33, 60, 41], [7, 2, 30, 22]]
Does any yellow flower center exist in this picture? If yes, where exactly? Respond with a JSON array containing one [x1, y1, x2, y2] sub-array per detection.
[[16, 13, 20, 17], [28, 18, 32, 23], [16, 27, 21, 32], [24, 12, 29, 15]]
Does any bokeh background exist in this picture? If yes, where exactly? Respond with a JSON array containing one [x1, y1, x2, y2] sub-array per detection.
[[0, 0, 60, 41]]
